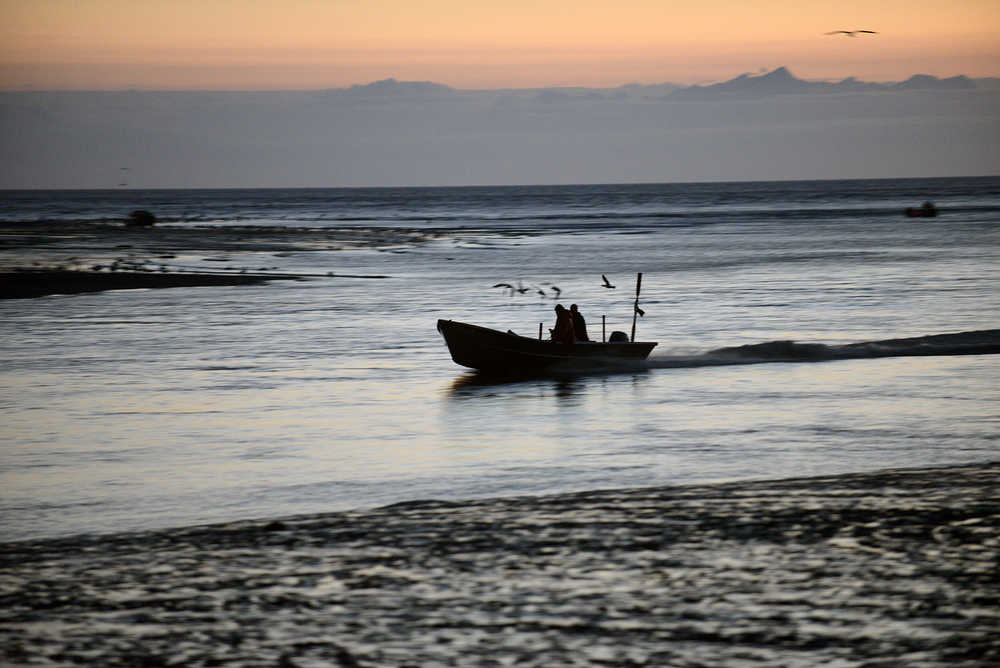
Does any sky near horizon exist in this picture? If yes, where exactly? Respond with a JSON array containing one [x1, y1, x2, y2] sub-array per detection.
[[2, 0, 998, 90]]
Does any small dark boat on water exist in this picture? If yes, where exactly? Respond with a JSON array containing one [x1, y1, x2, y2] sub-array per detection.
[[905, 201, 938, 217], [437, 319, 658, 373]]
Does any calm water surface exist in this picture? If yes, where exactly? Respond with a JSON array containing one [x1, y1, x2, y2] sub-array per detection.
[[2, 178, 998, 540]]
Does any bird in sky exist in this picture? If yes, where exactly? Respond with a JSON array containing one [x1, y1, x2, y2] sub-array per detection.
[[825, 30, 877, 37], [601, 274, 616, 289], [492, 282, 515, 296]]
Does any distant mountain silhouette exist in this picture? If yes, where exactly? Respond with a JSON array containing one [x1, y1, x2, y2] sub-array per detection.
[[528, 83, 682, 102], [974, 77, 1000, 89], [326, 78, 455, 101], [896, 74, 974, 90], [671, 67, 981, 99], [833, 76, 887, 92], [671, 67, 813, 99], [316, 71, 986, 104], [2, 71, 996, 188]]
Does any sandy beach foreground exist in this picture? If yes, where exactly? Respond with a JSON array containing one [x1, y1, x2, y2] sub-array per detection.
[[1, 463, 997, 667]]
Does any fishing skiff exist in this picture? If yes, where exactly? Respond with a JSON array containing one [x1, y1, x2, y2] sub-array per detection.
[[437, 319, 657, 374]]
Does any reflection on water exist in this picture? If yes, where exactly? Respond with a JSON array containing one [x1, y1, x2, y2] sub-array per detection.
[[553, 377, 583, 401], [446, 368, 653, 408]]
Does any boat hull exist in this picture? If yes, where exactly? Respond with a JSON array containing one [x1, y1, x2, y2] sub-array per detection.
[[437, 319, 657, 373]]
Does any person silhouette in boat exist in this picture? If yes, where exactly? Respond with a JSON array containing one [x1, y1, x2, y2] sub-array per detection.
[[551, 304, 576, 344], [570, 304, 590, 342]]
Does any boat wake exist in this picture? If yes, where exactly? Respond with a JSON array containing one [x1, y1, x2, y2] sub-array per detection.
[[448, 329, 1000, 387], [645, 329, 1000, 370]]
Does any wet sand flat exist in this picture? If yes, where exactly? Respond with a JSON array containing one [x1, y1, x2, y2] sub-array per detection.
[[1, 462, 997, 667], [0, 220, 451, 298], [0, 270, 303, 299]]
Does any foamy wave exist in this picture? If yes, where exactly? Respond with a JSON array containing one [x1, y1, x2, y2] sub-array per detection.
[[644, 329, 1000, 369]]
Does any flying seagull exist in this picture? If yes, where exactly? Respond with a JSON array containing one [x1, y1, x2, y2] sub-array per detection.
[[492, 282, 515, 296], [825, 30, 877, 37], [601, 274, 616, 289], [540, 283, 563, 298]]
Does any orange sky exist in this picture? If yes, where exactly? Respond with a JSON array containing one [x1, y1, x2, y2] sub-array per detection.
[[2, 0, 998, 89]]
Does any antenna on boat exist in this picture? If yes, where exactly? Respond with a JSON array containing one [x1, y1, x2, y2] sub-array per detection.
[[630, 272, 643, 342]]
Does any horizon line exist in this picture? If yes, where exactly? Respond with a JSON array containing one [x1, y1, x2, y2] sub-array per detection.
[[3, 67, 998, 94], [4, 174, 999, 193]]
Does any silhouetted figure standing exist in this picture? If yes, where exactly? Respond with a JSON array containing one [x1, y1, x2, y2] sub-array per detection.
[[569, 304, 589, 341], [551, 304, 576, 344]]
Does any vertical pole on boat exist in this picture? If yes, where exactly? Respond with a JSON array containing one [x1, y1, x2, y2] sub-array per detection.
[[539, 322, 543, 340], [602, 315, 606, 342], [630, 272, 643, 342]]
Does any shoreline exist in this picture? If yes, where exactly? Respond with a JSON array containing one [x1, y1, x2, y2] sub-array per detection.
[[3, 461, 997, 666], [0, 220, 454, 298]]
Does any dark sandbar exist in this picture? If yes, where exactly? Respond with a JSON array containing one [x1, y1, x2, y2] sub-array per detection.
[[0, 270, 303, 299], [0, 220, 444, 298], [2, 462, 997, 666]]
